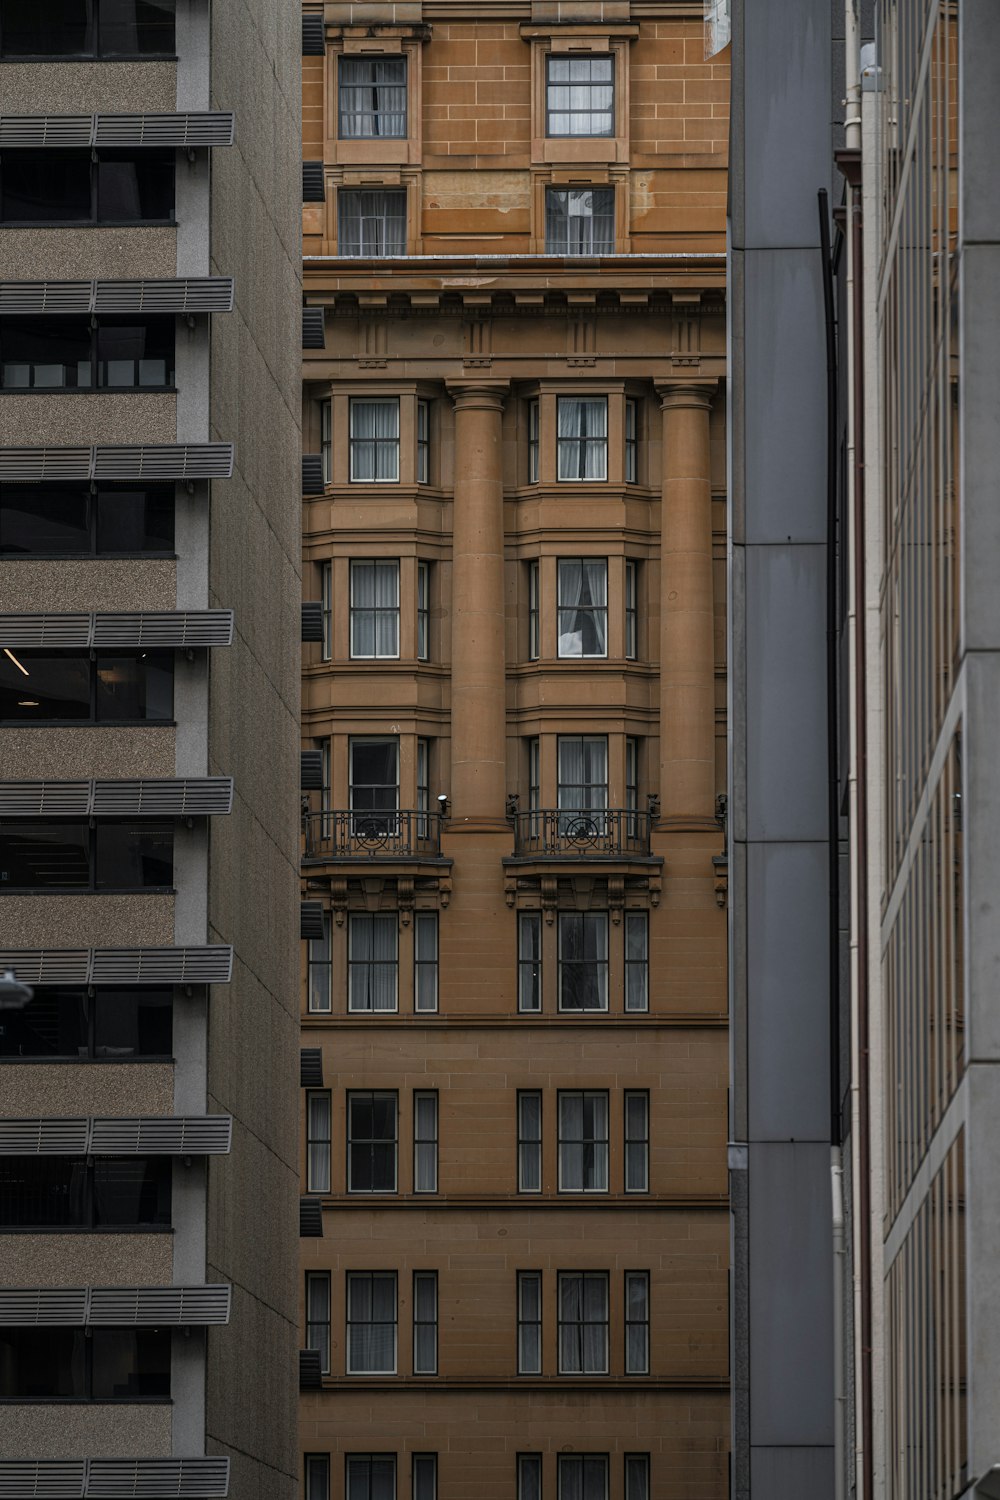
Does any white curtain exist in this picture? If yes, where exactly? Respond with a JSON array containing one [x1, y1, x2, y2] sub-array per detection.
[[349, 914, 398, 1011], [306, 1273, 330, 1371], [413, 1273, 437, 1372], [557, 559, 608, 655], [339, 189, 407, 258], [307, 1093, 331, 1193], [546, 188, 614, 255], [625, 1092, 649, 1191], [559, 1275, 608, 1373], [626, 1273, 649, 1373], [547, 55, 614, 136], [414, 1093, 438, 1191], [350, 399, 400, 481], [339, 57, 407, 138], [557, 737, 608, 810], [557, 399, 608, 481], [351, 560, 399, 656], [519, 1457, 542, 1500], [625, 1457, 649, 1500], [625, 911, 648, 1012], [348, 1273, 396, 1372], [519, 1092, 541, 1191]]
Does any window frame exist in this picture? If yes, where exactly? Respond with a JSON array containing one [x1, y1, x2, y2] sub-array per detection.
[[412, 1271, 438, 1375], [0, 1154, 171, 1230], [417, 398, 430, 483], [556, 1271, 610, 1375], [624, 1455, 650, 1500], [624, 911, 649, 1014], [625, 560, 638, 659], [527, 397, 540, 483], [337, 54, 408, 141], [349, 736, 400, 823], [344, 1457, 397, 1500], [0, 649, 174, 726], [348, 396, 401, 482], [307, 912, 332, 1015], [0, 984, 172, 1062], [624, 1271, 650, 1376], [556, 557, 609, 658], [557, 1089, 609, 1193], [349, 558, 401, 660], [556, 397, 608, 483], [337, 189, 407, 260], [320, 560, 333, 661], [320, 399, 332, 485], [413, 1089, 439, 1193], [417, 561, 431, 661], [517, 1269, 542, 1375], [0, 482, 175, 560], [557, 1455, 609, 1500], [414, 910, 438, 1014], [0, 819, 173, 893], [306, 1090, 332, 1195], [347, 912, 399, 1015], [0, 314, 176, 394], [517, 1089, 542, 1194], [544, 186, 615, 256], [518, 1454, 543, 1500], [527, 560, 540, 661], [412, 1455, 437, 1500], [625, 398, 638, 483], [557, 910, 609, 1015], [0, 1, 177, 60], [346, 1270, 398, 1376], [305, 1454, 330, 1500], [305, 1269, 332, 1375], [624, 1090, 650, 1195], [0, 149, 175, 228], [518, 910, 542, 1014], [347, 1089, 399, 1195], [545, 53, 615, 138]]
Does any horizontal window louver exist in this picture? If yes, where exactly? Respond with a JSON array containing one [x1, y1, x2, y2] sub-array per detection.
[[301, 602, 324, 642], [302, 161, 324, 203], [88, 1117, 232, 1156], [300, 902, 325, 940], [0, 1119, 90, 1155], [93, 279, 234, 315], [86, 1285, 231, 1326], [0, 117, 94, 148], [0, 445, 233, 482], [0, 614, 92, 647], [0, 947, 233, 986], [300, 751, 323, 791], [84, 1457, 230, 1498], [0, 781, 91, 815], [302, 14, 325, 54], [0, 779, 233, 818], [301, 454, 324, 495], [0, 115, 233, 149], [0, 1460, 86, 1498], [299, 1348, 323, 1389], [0, 283, 92, 314], [300, 1049, 324, 1088], [0, 1288, 88, 1325], [0, 612, 233, 649], [300, 1198, 323, 1237], [302, 307, 325, 349]]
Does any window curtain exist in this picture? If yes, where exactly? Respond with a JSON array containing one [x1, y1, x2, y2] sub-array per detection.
[[559, 912, 609, 1012], [519, 1093, 542, 1190], [557, 560, 607, 655], [625, 1458, 649, 1500], [349, 915, 398, 1011], [626, 1274, 649, 1372], [307, 1094, 331, 1192], [413, 1273, 437, 1370], [351, 561, 399, 656], [347, 1459, 395, 1500], [348, 1274, 396, 1371], [557, 399, 608, 480], [546, 189, 614, 254], [559, 1275, 607, 1373], [339, 190, 407, 258], [557, 737, 608, 810], [414, 1093, 437, 1190], [339, 57, 407, 138], [306, 1274, 331, 1370], [350, 400, 400, 481]]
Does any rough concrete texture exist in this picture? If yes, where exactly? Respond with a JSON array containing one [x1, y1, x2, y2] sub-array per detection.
[[0, 1064, 174, 1116], [0, 561, 176, 612], [0, 895, 174, 947], [0, 727, 176, 779], [0, 1405, 171, 1459], [0, 1234, 172, 1287], [0, 61, 176, 113], [0, 228, 176, 280], [0, 394, 176, 446]]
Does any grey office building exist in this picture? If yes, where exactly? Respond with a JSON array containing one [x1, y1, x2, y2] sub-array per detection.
[[0, 2, 301, 1497]]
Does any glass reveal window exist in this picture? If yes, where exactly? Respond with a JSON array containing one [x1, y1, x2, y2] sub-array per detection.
[[347, 913, 398, 1013], [558, 1090, 608, 1191], [557, 398, 608, 481], [624, 1091, 649, 1193], [518, 911, 542, 1013], [558, 912, 609, 1013], [624, 1271, 650, 1374], [558, 1455, 609, 1500], [517, 1270, 542, 1374], [0, 1328, 170, 1401], [338, 56, 407, 138], [517, 1090, 542, 1193], [557, 1272, 609, 1374], [546, 54, 614, 137], [412, 1272, 437, 1374], [414, 913, 438, 1014], [307, 913, 332, 1015], [0, 985, 171, 1060], [338, 190, 406, 258], [0, 484, 174, 558], [0, 1156, 170, 1229], [347, 1090, 398, 1192], [413, 1090, 438, 1192], [306, 1091, 332, 1195], [545, 188, 615, 256], [350, 560, 400, 658], [0, 0, 176, 58], [0, 821, 172, 891], [345, 1457, 396, 1500], [306, 1270, 331, 1374], [0, 150, 174, 225], [349, 398, 400, 481], [347, 1271, 397, 1374], [0, 651, 173, 724], [557, 560, 608, 656], [624, 911, 649, 1013]]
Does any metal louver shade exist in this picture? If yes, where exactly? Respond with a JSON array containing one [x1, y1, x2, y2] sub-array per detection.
[[0, 1289, 89, 1325], [299, 1348, 323, 1389], [88, 1117, 232, 1155], [0, 1461, 86, 1498], [301, 602, 324, 642], [300, 1198, 323, 1237], [0, 947, 233, 986], [0, 611, 234, 649], [0, 1457, 230, 1498], [0, 1120, 90, 1155], [0, 114, 233, 149], [0, 279, 233, 316], [302, 307, 325, 349], [0, 445, 233, 482], [302, 14, 325, 54], [300, 751, 323, 790], [300, 1049, 324, 1088], [0, 779, 234, 818], [301, 454, 324, 495], [302, 161, 325, 203], [86, 1285, 231, 1326], [300, 902, 325, 940]]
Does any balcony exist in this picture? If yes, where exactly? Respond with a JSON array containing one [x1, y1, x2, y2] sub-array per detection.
[[303, 809, 442, 861], [511, 809, 651, 858]]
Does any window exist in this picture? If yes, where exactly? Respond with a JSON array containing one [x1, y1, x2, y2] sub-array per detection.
[[518, 1456, 543, 1500], [0, 651, 173, 724], [308, 914, 332, 1015], [0, 0, 175, 57], [346, 1457, 395, 1500], [320, 400, 332, 485], [417, 563, 430, 660], [0, 1157, 170, 1229], [558, 1456, 608, 1500], [412, 1272, 438, 1374], [347, 1091, 397, 1193], [546, 55, 614, 137], [557, 1273, 609, 1374], [338, 56, 407, 139], [306, 1091, 332, 1195], [0, 985, 171, 1060], [416, 740, 431, 841], [348, 914, 398, 1013], [338, 190, 406, 258], [624, 1456, 650, 1500], [625, 400, 638, 482], [0, 483, 173, 557], [321, 562, 333, 660], [517, 1271, 542, 1374], [414, 913, 438, 1014], [347, 1272, 397, 1374], [557, 398, 608, 481], [557, 560, 608, 656], [528, 738, 540, 819], [527, 398, 539, 482], [625, 1272, 650, 1375], [0, 822, 172, 891], [518, 911, 542, 1013], [0, 316, 174, 391], [0, 150, 174, 225], [624, 912, 648, 1013], [305, 1455, 330, 1500], [414, 1090, 438, 1192], [412, 1456, 437, 1500], [558, 1091, 608, 1191], [527, 561, 540, 660], [545, 188, 614, 256], [625, 561, 638, 657], [624, 1092, 649, 1193], [350, 560, 400, 658], [517, 1090, 542, 1193], [558, 913, 609, 1013], [306, 1271, 331, 1374], [417, 400, 430, 483], [625, 737, 639, 838], [349, 398, 400, 482], [0, 1328, 170, 1400], [350, 739, 399, 828], [557, 736, 607, 819]]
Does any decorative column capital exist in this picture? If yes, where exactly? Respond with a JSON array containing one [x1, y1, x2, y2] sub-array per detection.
[[655, 380, 718, 413], [446, 381, 510, 413]]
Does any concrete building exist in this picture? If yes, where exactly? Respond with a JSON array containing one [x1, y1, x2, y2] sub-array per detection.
[[297, 2, 731, 1496], [0, 3, 302, 1497]]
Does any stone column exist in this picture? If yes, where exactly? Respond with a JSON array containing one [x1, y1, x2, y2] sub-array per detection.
[[447, 382, 509, 824], [657, 382, 717, 820]]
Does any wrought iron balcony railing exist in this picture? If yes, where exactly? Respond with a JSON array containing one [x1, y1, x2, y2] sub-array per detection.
[[303, 809, 442, 860], [511, 808, 651, 858]]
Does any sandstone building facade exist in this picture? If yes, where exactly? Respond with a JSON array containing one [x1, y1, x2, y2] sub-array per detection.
[[299, 4, 729, 1495]]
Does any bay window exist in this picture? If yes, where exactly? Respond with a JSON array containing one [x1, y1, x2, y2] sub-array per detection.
[[557, 398, 607, 481], [557, 560, 608, 656]]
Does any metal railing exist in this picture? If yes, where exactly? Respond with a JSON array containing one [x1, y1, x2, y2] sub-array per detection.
[[303, 809, 441, 859], [511, 808, 651, 857]]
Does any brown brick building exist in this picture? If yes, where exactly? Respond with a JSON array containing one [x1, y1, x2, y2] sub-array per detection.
[[298, 4, 729, 1497]]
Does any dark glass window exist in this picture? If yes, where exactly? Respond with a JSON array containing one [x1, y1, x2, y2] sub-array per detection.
[[0, 317, 174, 391], [347, 1090, 397, 1193], [0, 652, 173, 723], [0, 0, 176, 58], [0, 151, 174, 225], [0, 821, 173, 891], [0, 1327, 170, 1400], [0, 985, 174, 1062], [0, 484, 174, 557], [0, 1156, 171, 1228], [349, 739, 399, 823]]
